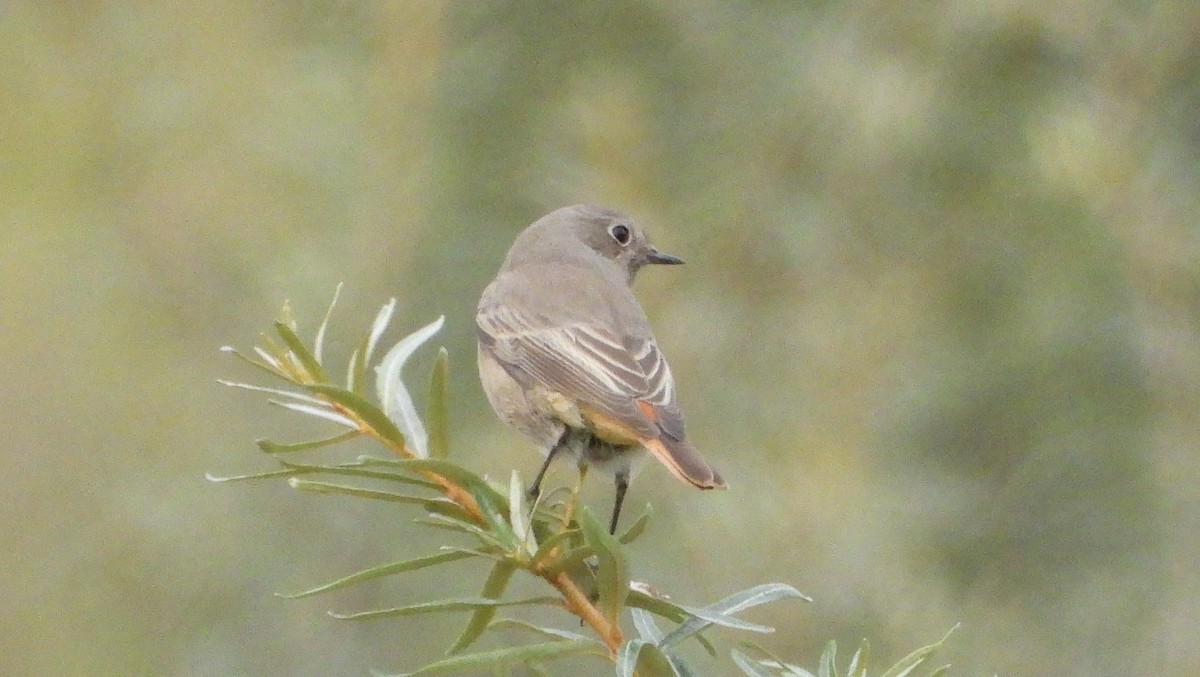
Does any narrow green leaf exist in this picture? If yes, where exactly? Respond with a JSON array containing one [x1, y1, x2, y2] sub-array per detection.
[[218, 380, 326, 404], [471, 481, 517, 549], [730, 649, 779, 677], [447, 560, 518, 654], [256, 431, 360, 454], [412, 515, 483, 536], [878, 624, 958, 677], [280, 460, 440, 488], [375, 315, 444, 457], [486, 618, 590, 643], [926, 665, 951, 677], [578, 507, 629, 627], [617, 640, 679, 677], [542, 545, 596, 577], [220, 345, 288, 381], [269, 400, 357, 428], [382, 458, 509, 511], [274, 320, 328, 381], [617, 504, 652, 544], [426, 347, 450, 459], [661, 583, 810, 649], [616, 639, 647, 677], [508, 471, 536, 555], [672, 603, 775, 634], [847, 640, 867, 677], [422, 497, 478, 523], [205, 468, 300, 483], [305, 384, 407, 447], [818, 640, 836, 677], [531, 527, 581, 568], [626, 588, 688, 623], [330, 594, 557, 621], [638, 643, 683, 677], [347, 345, 366, 393], [736, 642, 808, 676], [374, 640, 603, 677], [632, 608, 665, 644], [627, 585, 726, 654], [287, 479, 432, 505], [313, 282, 343, 365], [363, 298, 397, 368], [278, 551, 474, 599]]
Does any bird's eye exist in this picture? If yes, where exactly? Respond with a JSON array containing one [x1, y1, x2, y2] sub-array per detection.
[[609, 223, 631, 245]]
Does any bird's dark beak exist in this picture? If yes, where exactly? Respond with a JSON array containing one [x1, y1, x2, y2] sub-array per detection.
[[646, 249, 685, 265]]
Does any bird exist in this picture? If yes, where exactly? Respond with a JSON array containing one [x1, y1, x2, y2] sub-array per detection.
[[476, 204, 724, 534]]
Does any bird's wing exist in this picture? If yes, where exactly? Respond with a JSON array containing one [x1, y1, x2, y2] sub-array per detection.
[[477, 290, 686, 444]]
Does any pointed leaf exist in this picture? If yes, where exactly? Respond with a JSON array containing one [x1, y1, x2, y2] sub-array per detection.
[[508, 471, 535, 555], [280, 460, 439, 488], [375, 315, 445, 457], [313, 282, 343, 365], [731, 649, 784, 677], [660, 583, 808, 649], [270, 400, 358, 428], [818, 640, 836, 677], [847, 640, 867, 677], [531, 527, 581, 568], [632, 608, 665, 644], [363, 298, 397, 367], [426, 347, 450, 458], [578, 507, 629, 626], [256, 431, 360, 454], [220, 345, 287, 380], [668, 656, 699, 677], [878, 624, 958, 677], [391, 458, 509, 512], [273, 320, 328, 382], [329, 594, 557, 621], [421, 497, 478, 523], [626, 583, 734, 655], [672, 604, 774, 634], [278, 551, 474, 599], [616, 640, 647, 677], [205, 468, 300, 483], [447, 560, 517, 654], [617, 504, 652, 544], [287, 479, 432, 505], [617, 640, 679, 677], [305, 384, 407, 447], [736, 643, 812, 677], [373, 640, 603, 677], [471, 480, 517, 549], [218, 380, 327, 404], [626, 587, 688, 623], [347, 346, 366, 393], [486, 618, 590, 643]]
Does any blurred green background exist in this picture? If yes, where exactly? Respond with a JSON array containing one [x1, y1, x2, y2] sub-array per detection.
[[3, 1, 1197, 675]]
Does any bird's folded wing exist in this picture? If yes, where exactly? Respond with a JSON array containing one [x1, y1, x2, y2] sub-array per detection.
[[477, 304, 685, 441]]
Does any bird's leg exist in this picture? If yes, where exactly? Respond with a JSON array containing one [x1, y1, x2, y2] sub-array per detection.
[[528, 427, 572, 501], [609, 469, 630, 535]]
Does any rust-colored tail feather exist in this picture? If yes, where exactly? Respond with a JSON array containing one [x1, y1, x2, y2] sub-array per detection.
[[643, 436, 725, 489]]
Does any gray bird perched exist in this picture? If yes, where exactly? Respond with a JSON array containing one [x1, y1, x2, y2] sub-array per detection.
[[476, 204, 725, 534]]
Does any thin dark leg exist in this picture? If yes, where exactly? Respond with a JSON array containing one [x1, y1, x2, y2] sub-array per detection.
[[528, 427, 571, 500], [609, 469, 630, 535]]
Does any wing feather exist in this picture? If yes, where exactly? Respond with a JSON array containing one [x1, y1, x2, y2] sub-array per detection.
[[477, 301, 684, 441]]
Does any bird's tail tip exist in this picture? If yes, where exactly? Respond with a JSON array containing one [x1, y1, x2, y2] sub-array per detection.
[[645, 437, 726, 490]]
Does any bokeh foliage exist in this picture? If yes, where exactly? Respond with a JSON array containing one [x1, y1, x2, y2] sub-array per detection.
[[2, 1, 1197, 675]]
